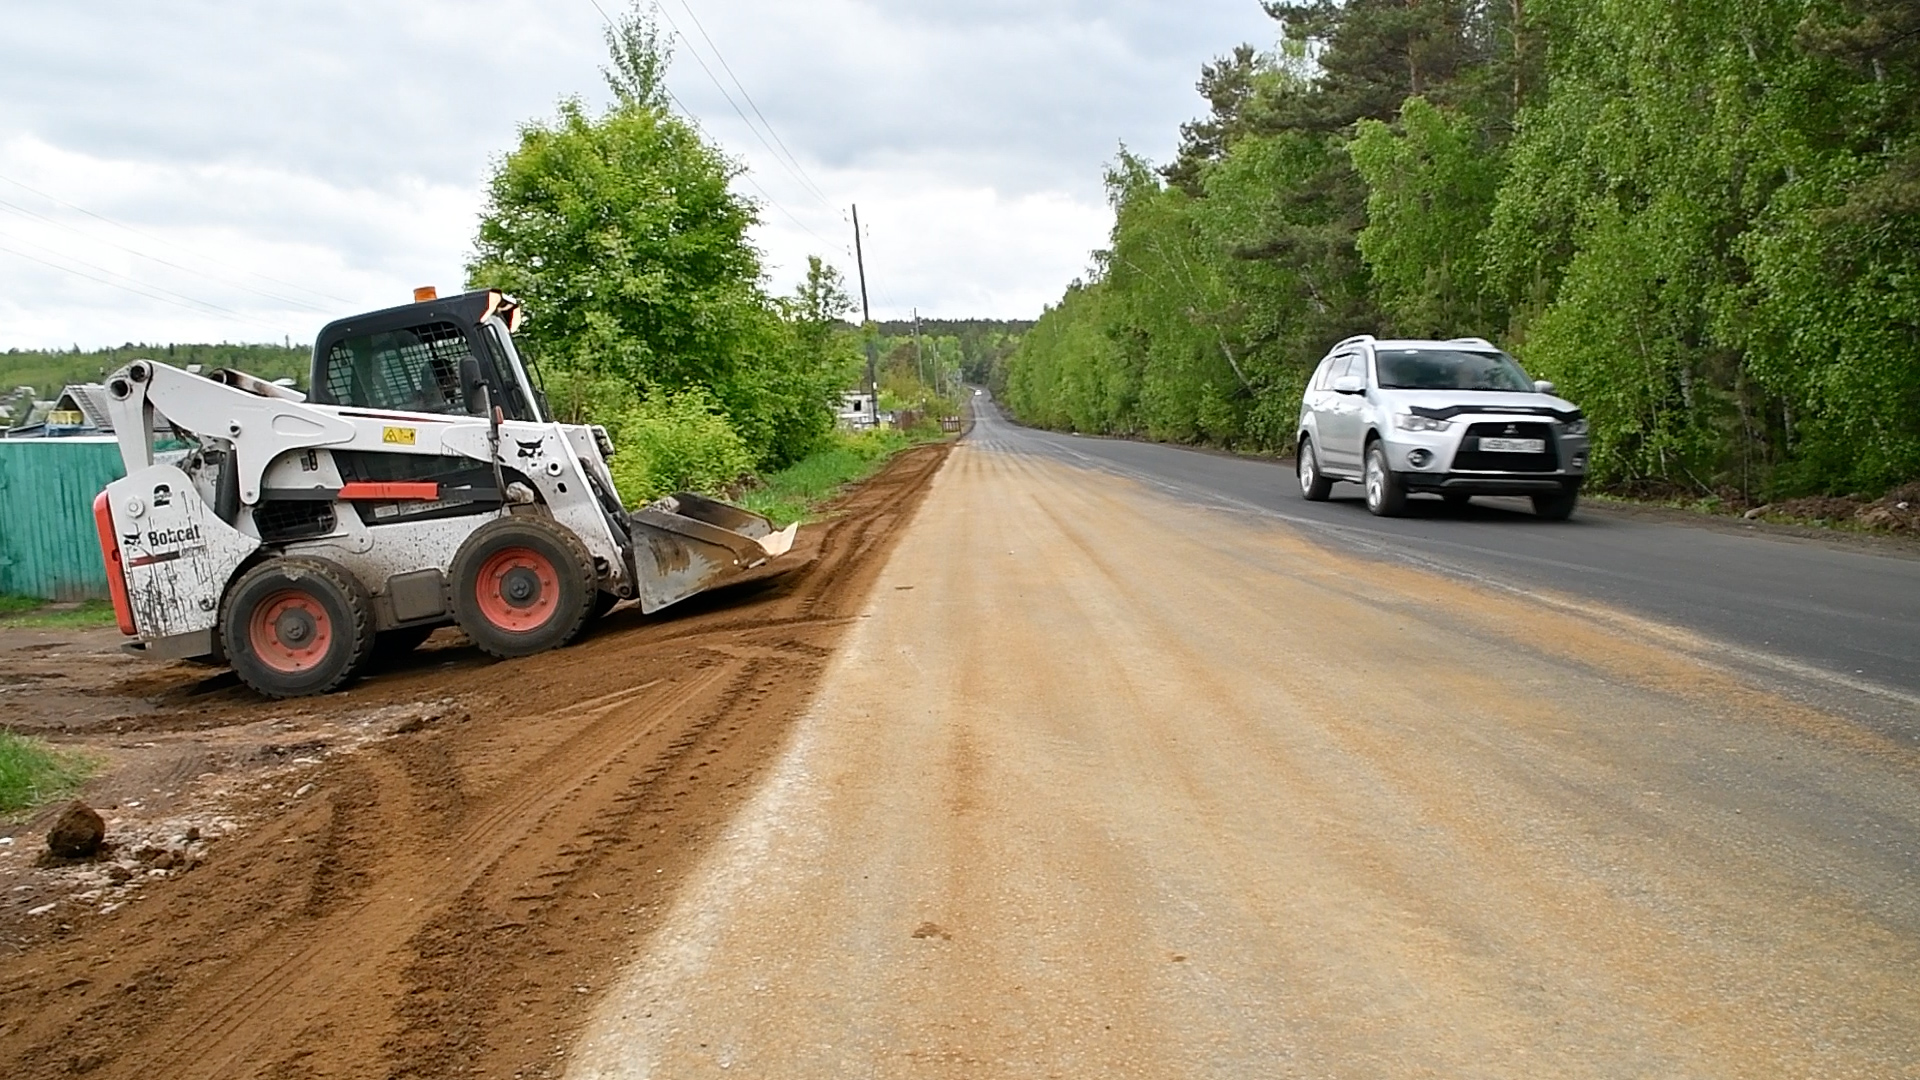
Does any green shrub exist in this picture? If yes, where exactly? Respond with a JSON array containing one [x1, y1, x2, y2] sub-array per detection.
[[736, 429, 917, 526], [539, 367, 639, 426], [608, 387, 755, 505]]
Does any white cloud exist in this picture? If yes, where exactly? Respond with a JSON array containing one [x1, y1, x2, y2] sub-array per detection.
[[0, 0, 1278, 347], [0, 135, 480, 347]]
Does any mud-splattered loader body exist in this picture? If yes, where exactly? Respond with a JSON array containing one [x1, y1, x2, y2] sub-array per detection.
[[93, 289, 794, 697]]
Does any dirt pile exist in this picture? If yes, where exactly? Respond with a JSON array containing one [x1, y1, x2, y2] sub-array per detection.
[[0, 442, 949, 1080], [1746, 482, 1920, 533]]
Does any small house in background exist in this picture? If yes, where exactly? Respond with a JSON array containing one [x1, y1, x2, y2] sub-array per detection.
[[837, 390, 877, 432], [4, 383, 112, 438], [49, 384, 113, 434]]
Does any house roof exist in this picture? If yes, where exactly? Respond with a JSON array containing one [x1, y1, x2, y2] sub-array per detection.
[[51, 384, 113, 431]]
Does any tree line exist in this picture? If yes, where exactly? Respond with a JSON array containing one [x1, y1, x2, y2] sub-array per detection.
[[1000, 0, 1919, 500], [1, 343, 308, 402], [871, 319, 1031, 397]]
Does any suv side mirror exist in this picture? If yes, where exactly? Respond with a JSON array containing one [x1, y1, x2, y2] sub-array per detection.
[[1332, 374, 1366, 395], [1534, 380, 1556, 395]]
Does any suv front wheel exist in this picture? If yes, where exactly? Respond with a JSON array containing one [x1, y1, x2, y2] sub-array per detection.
[[1532, 482, 1580, 521], [1364, 441, 1407, 517], [1298, 437, 1334, 501]]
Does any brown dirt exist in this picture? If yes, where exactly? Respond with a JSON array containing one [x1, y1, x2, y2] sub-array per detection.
[[1758, 480, 1920, 533], [0, 441, 949, 1080]]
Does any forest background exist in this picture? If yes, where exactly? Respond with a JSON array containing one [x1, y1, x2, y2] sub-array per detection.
[[998, 0, 1920, 502]]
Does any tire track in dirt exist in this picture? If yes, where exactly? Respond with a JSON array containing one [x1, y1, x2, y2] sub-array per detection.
[[0, 442, 950, 1080]]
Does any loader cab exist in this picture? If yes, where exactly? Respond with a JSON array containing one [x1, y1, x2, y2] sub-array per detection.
[[308, 290, 546, 423]]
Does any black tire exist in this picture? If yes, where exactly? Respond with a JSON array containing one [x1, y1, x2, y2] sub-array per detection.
[[221, 557, 373, 699], [591, 590, 621, 620], [449, 517, 596, 659], [1532, 483, 1580, 521], [365, 624, 437, 669], [1298, 437, 1334, 501], [1364, 441, 1407, 517]]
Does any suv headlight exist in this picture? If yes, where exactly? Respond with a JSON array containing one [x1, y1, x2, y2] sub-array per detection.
[[1563, 419, 1589, 436], [1394, 413, 1452, 432]]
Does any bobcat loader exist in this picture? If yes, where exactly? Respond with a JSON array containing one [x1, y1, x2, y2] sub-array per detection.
[[92, 289, 796, 698]]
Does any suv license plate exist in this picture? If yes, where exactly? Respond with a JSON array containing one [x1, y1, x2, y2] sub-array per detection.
[[1480, 437, 1545, 453]]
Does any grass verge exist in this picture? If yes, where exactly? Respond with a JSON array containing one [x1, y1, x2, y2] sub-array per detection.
[[0, 732, 93, 816], [0, 598, 120, 630], [737, 428, 943, 527]]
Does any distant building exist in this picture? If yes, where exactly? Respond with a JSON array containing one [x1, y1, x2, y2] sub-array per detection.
[[50, 384, 113, 432], [837, 390, 877, 431], [4, 383, 111, 438]]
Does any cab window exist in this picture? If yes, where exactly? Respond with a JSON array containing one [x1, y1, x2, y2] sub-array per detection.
[[323, 322, 471, 415]]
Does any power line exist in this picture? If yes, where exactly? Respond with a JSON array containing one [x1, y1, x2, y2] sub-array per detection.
[[859, 219, 905, 316], [649, 4, 836, 212], [0, 171, 355, 308], [0, 241, 290, 334], [0, 196, 334, 315], [585, 0, 843, 256], [670, 0, 833, 208], [0, 225, 266, 322], [658, 84, 842, 252]]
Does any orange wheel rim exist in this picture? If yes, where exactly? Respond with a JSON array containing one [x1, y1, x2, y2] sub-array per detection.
[[475, 546, 561, 632], [249, 589, 334, 673]]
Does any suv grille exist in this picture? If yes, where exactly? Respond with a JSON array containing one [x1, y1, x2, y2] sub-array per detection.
[[1452, 422, 1560, 473]]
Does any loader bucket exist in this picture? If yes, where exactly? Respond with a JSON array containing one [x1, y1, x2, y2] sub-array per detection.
[[625, 493, 800, 613]]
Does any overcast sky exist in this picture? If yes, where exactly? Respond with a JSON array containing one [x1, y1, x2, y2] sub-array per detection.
[[0, 1, 1279, 349]]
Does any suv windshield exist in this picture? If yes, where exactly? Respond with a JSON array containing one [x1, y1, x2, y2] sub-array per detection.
[[1376, 348, 1534, 392]]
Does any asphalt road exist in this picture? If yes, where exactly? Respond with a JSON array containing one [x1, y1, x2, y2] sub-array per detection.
[[971, 398, 1920, 716], [569, 411, 1920, 1079]]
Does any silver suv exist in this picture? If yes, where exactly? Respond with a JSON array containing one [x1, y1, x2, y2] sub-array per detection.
[[1295, 335, 1590, 519]]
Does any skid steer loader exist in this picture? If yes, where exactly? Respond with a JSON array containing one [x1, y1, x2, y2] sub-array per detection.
[[91, 289, 796, 698]]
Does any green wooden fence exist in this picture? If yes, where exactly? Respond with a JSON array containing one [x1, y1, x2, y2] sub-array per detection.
[[0, 438, 126, 601]]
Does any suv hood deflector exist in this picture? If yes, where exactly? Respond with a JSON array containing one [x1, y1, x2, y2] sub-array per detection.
[[1409, 403, 1583, 423]]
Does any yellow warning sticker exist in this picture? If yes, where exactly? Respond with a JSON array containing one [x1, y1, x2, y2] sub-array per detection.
[[382, 426, 417, 446]]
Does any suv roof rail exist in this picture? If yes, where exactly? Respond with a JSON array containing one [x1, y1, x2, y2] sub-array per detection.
[[1332, 334, 1376, 351], [1446, 336, 1496, 349]]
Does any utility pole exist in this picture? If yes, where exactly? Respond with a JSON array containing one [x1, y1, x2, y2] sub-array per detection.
[[851, 204, 878, 428], [912, 308, 926, 393]]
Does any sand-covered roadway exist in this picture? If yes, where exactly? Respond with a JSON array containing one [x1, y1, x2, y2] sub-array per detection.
[[566, 403, 1920, 1079]]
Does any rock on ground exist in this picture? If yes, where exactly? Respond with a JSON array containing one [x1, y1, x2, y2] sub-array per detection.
[[47, 802, 106, 859]]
